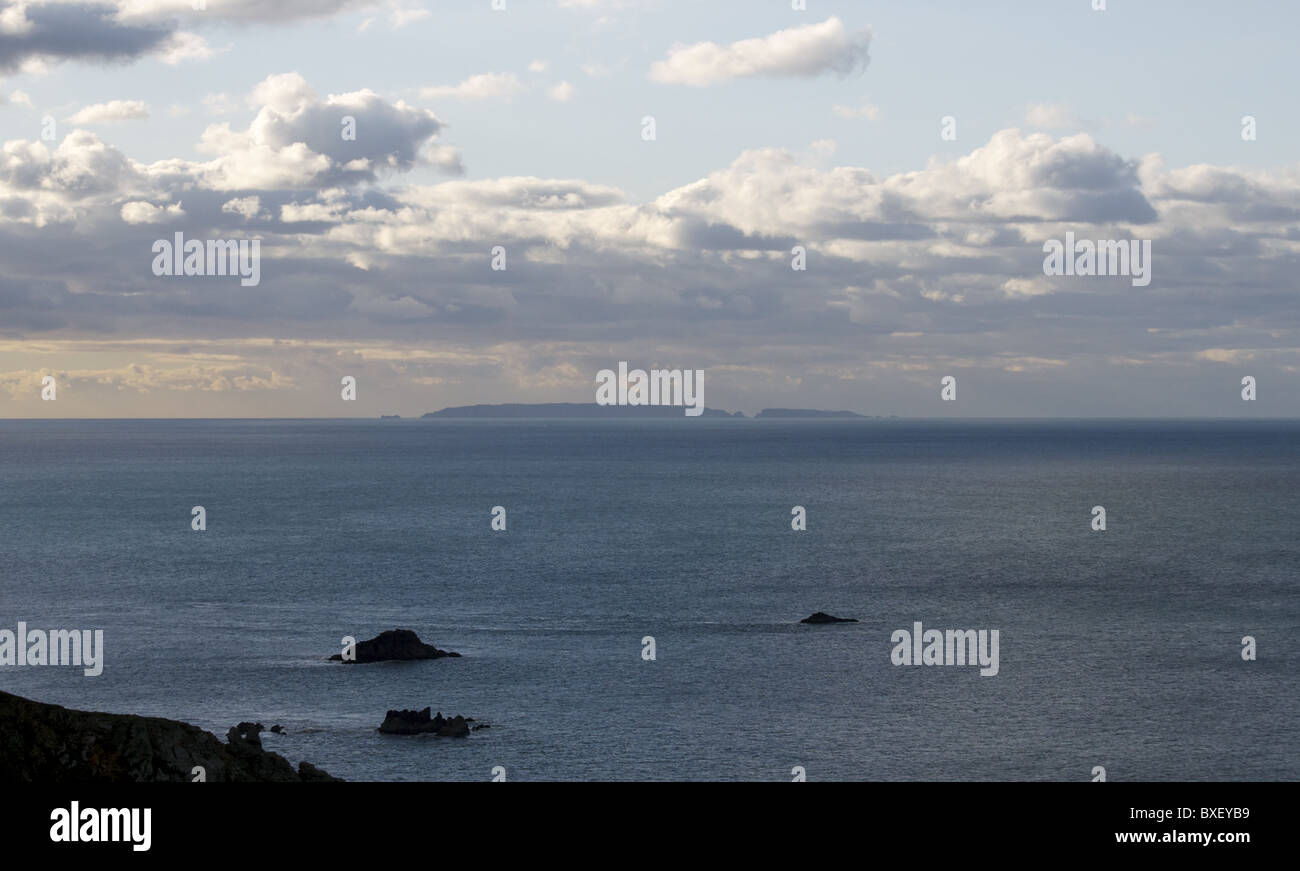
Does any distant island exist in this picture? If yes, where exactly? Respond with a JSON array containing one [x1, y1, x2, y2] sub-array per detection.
[[416, 403, 892, 419], [379, 414, 401, 419], [421, 403, 744, 418], [754, 408, 865, 419]]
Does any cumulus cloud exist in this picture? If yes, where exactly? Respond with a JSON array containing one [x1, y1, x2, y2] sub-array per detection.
[[171, 72, 451, 190], [0, 1, 176, 71], [220, 195, 261, 220], [119, 199, 182, 223], [67, 99, 149, 124], [650, 129, 1156, 240], [0, 72, 455, 231], [0, 1, 398, 73], [2, 71, 1298, 416], [649, 16, 871, 86], [0, 129, 144, 225]]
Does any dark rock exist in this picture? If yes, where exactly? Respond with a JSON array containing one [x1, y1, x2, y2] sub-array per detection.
[[297, 761, 335, 782], [0, 690, 340, 782], [800, 611, 859, 624], [378, 707, 473, 738], [471, 724, 490, 731], [269, 724, 283, 734], [328, 629, 460, 663], [227, 722, 264, 754]]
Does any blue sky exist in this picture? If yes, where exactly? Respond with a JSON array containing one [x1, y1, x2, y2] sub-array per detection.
[[1, 0, 1297, 417], [17, 1, 1298, 194]]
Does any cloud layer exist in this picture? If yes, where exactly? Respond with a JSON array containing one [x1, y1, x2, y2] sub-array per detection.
[[2, 63, 1298, 417]]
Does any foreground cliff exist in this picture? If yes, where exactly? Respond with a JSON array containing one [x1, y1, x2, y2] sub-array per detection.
[[0, 690, 339, 782]]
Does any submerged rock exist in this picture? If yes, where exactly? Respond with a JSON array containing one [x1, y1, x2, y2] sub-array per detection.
[[328, 629, 461, 663], [800, 611, 859, 624], [0, 690, 340, 782], [378, 707, 473, 737]]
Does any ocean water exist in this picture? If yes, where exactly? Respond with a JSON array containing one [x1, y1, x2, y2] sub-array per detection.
[[0, 418, 1296, 781]]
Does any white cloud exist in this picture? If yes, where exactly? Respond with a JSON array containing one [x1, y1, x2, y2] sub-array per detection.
[[1002, 277, 1054, 298], [67, 100, 149, 124], [649, 16, 871, 86], [157, 31, 213, 64], [120, 200, 184, 223], [169, 73, 451, 190], [548, 81, 574, 102], [419, 72, 523, 100], [426, 143, 464, 175], [280, 201, 343, 222], [0, 4, 33, 36], [221, 196, 262, 220]]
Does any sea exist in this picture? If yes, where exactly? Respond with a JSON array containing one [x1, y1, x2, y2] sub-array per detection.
[[0, 418, 1296, 781]]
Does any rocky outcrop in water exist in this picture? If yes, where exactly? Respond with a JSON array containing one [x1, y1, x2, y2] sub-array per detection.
[[378, 708, 473, 737], [329, 629, 460, 663], [0, 690, 339, 782], [800, 611, 859, 624]]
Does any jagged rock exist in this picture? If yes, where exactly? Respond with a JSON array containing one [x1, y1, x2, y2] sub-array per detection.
[[227, 722, 265, 755], [0, 690, 340, 782], [800, 611, 859, 624], [269, 724, 283, 734], [378, 707, 473, 737], [328, 629, 460, 663]]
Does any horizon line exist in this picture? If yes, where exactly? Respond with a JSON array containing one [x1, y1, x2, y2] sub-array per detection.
[[2, 416, 1297, 422]]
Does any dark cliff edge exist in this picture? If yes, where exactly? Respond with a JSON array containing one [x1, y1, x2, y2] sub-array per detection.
[[0, 690, 339, 782]]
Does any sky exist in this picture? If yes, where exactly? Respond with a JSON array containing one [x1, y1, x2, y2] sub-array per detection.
[[0, 0, 1297, 418]]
